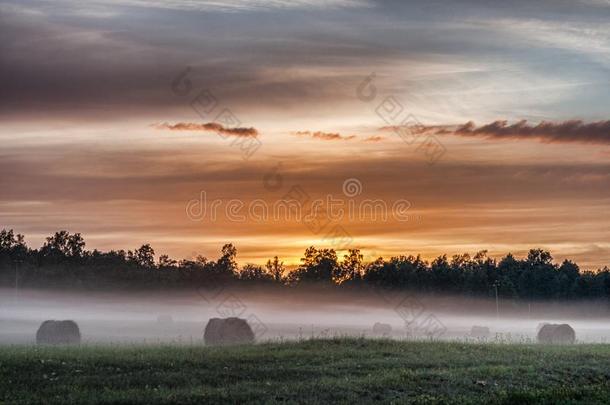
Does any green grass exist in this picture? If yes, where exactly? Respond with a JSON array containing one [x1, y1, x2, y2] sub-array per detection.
[[2, 339, 610, 404]]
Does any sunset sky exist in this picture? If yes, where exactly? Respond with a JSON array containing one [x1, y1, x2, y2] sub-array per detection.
[[1, 0, 609, 268]]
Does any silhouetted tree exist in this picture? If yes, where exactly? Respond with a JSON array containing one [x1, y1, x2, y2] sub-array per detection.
[[1, 228, 610, 299], [128, 244, 155, 268], [362, 257, 395, 286], [0, 229, 27, 261], [525, 249, 558, 298], [430, 255, 457, 291], [240, 264, 273, 281], [265, 256, 285, 283], [41, 231, 85, 260], [215, 243, 238, 275], [0, 229, 25, 251], [158, 254, 178, 269], [291, 247, 338, 284], [557, 260, 579, 298], [337, 249, 364, 284]]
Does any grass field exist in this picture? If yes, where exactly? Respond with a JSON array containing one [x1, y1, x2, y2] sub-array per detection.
[[2, 339, 610, 404]]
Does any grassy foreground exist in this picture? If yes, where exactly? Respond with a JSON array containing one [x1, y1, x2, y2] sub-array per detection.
[[2, 339, 610, 404]]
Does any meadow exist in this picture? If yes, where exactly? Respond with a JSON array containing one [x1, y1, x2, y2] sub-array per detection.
[[2, 339, 610, 404]]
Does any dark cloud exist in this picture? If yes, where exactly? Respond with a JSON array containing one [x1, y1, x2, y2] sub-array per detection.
[[155, 122, 258, 138], [4, 0, 610, 122], [382, 120, 610, 145], [294, 131, 356, 141], [0, 2, 396, 120], [452, 120, 610, 145]]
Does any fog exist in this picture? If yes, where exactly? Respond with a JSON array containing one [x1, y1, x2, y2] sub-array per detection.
[[1, 288, 610, 345]]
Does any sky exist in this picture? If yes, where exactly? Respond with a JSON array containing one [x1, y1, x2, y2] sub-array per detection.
[[1, 0, 609, 268]]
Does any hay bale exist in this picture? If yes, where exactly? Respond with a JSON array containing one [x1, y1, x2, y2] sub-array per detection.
[[470, 325, 490, 339], [536, 322, 549, 334], [204, 317, 255, 346], [372, 322, 392, 336], [36, 320, 81, 345], [537, 323, 575, 344]]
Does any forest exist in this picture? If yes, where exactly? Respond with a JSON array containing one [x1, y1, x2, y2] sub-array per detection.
[[1, 229, 609, 299]]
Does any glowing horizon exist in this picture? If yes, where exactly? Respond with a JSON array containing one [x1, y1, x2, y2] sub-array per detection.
[[2, 0, 610, 270]]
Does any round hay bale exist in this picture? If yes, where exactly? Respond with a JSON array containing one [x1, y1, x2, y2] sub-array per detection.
[[372, 322, 392, 336], [537, 323, 575, 344], [536, 322, 549, 334], [204, 317, 254, 346], [470, 325, 490, 339], [36, 320, 81, 345]]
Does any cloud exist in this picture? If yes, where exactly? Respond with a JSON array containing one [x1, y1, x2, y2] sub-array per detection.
[[294, 131, 356, 141], [0, 4, 381, 121], [363, 135, 385, 142], [451, 120, 610, 145], [155, 122, 258, 138], [380, 124, 442, 136], [4, 142, 610, 206], [383, 120, 610, 145], [61, 0, 371, 13], [3, 142, 610, 269]]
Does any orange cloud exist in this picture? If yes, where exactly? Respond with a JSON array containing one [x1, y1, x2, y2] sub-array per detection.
[[155, 122, 258, 138], [295, 131, 356, 141], [364, 135, 385, 142]]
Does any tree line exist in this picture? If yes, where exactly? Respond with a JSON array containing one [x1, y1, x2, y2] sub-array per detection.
[[1, 229, 609, 299]]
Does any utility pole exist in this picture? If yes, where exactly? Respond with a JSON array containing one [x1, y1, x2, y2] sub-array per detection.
[[494, 282, 499, 321], [14, 258, 22, 303]]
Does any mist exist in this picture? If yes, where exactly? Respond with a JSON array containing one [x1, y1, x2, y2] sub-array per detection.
[[2, 287, 609, 345]]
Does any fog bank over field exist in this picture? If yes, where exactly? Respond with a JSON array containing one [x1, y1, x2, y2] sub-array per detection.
[[1, 288, 609, 345]]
